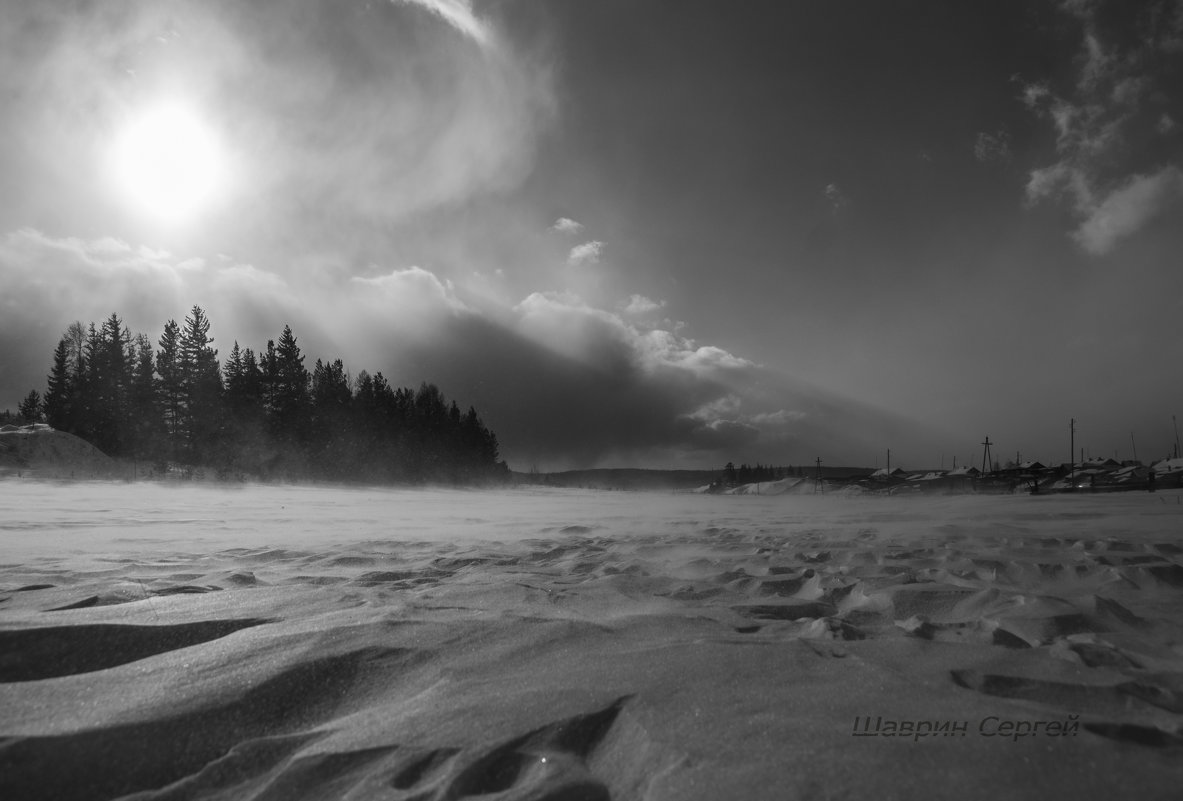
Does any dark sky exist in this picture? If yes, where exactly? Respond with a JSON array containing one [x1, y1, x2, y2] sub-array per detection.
[[2, 0, 1182, 469]]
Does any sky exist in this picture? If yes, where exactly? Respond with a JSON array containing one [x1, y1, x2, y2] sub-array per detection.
[[1, 0, 1182, 471]]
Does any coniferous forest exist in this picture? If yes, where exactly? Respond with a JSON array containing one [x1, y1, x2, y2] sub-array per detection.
[[23, 306, 509, 484]]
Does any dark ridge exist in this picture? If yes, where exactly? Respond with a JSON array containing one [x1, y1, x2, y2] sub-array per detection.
[[152, 585, 222, 595], [1147, 564, 1183, 587], [949, 670, 1139, 713], [1070, 642, 1141, 668], [132, 732, 323, 801], [249, 744, 400, 800], [830, 619, 868, 641], [325, 556, 376, 567], [14, 584, 54, 592], [354, 571, 419, 584], [45, 596, 98, 611], [1083, 722, 1183, 748], [733, 601, 836, 621], [443, 736, 533, 798], [1117, 680, 1183, 713], [1094, 596, 1150, 629], [390, 747, 460, 790], [758, 576, 815, 597], [0, 646, 411, 801], [548, 695, 630, 759], [0, 619, 274, 682], [534, 780, 611, 801], [991, 628, 1033, 649], [441, 696, 631, 800]]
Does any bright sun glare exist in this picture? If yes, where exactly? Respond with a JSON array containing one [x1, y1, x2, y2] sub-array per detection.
[[110, 102, 225, 225]]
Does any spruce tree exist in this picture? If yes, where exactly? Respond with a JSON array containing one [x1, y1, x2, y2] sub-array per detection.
[[44, 337, 73, 430], [128, 333, 163, 463], [178, 306, 223, 464], [156, 319, 183, 461], [310, 358, 352, 475], [17, 390, 42, 423], [269, 325, 310, 448]]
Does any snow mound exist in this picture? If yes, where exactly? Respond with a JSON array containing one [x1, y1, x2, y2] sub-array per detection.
[[725, 478, 814, 496], [0, 427, 116, 478]]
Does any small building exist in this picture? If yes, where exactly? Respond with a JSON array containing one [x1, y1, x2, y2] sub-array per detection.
[[945, 465, 982, 478], [1152, 457, 1183, 474]]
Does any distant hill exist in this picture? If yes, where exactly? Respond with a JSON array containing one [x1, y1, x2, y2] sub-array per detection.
[[513, 466, 878, 492], [0, 426, 117, 479], [513, 468, 721, 491]]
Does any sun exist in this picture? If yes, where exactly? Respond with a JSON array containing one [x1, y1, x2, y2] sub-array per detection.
[[110, 102, 225, 225]]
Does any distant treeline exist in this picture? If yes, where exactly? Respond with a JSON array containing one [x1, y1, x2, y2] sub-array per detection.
[[721, 462, 809, 485], [16, 306, 508, 483]]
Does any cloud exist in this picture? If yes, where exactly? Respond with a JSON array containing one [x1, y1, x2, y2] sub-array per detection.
[[567, 240, 604, 266], [396, 0, 492, 47], [973, 130, 1012, 164], [0, 0, 556, 259], [551, 217, 584, 234], [1021, 0, 1183, 253], [0, 227, 943, 469], [350, 266, 469, 315], [823, 182, 849, 212], [511, 291, 749, 379], [1071, 166, 1183, 254], [622, 294, 665, 315]]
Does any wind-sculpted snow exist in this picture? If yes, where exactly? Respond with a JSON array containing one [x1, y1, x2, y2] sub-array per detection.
[[2, 482, 1183, 799]]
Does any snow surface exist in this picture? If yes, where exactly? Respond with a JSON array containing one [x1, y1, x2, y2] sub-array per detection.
[[2, 480, 1183, 800]]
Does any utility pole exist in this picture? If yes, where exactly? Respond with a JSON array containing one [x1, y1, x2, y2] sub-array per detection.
[[1174, 415, 1180, 459], [1070, 418, 1075, 487], [815, 456, 822, 493], [980, 436, 993, 474], [1131, 432, 1138, 464], [886, 449, 891, 473]]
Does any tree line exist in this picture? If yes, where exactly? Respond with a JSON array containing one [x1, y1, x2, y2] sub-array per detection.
[[15, 306, 509, 483], [721, 462, 808, 486]]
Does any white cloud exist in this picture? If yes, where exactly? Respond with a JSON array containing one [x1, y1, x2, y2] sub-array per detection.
[[751, 409, 808, 427], [567, 240, 604, 266], [686, 394, 743, 423], [824, 182, 849, 212], [396, 0, 492, 47], [0, 1, 556, 250], [513, 290, 752, 379], [350, 265, 468, 313], [1071, 167, 1183, 255], [1021, 2, 1183, 254], [1025, 162, 1093, 210], [678, 398, 807, 453], [551, 217, 584, 234], [973, 130, 1011, 164], [622, 294, 665, 315], [1021, 81, 1051, 108]]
